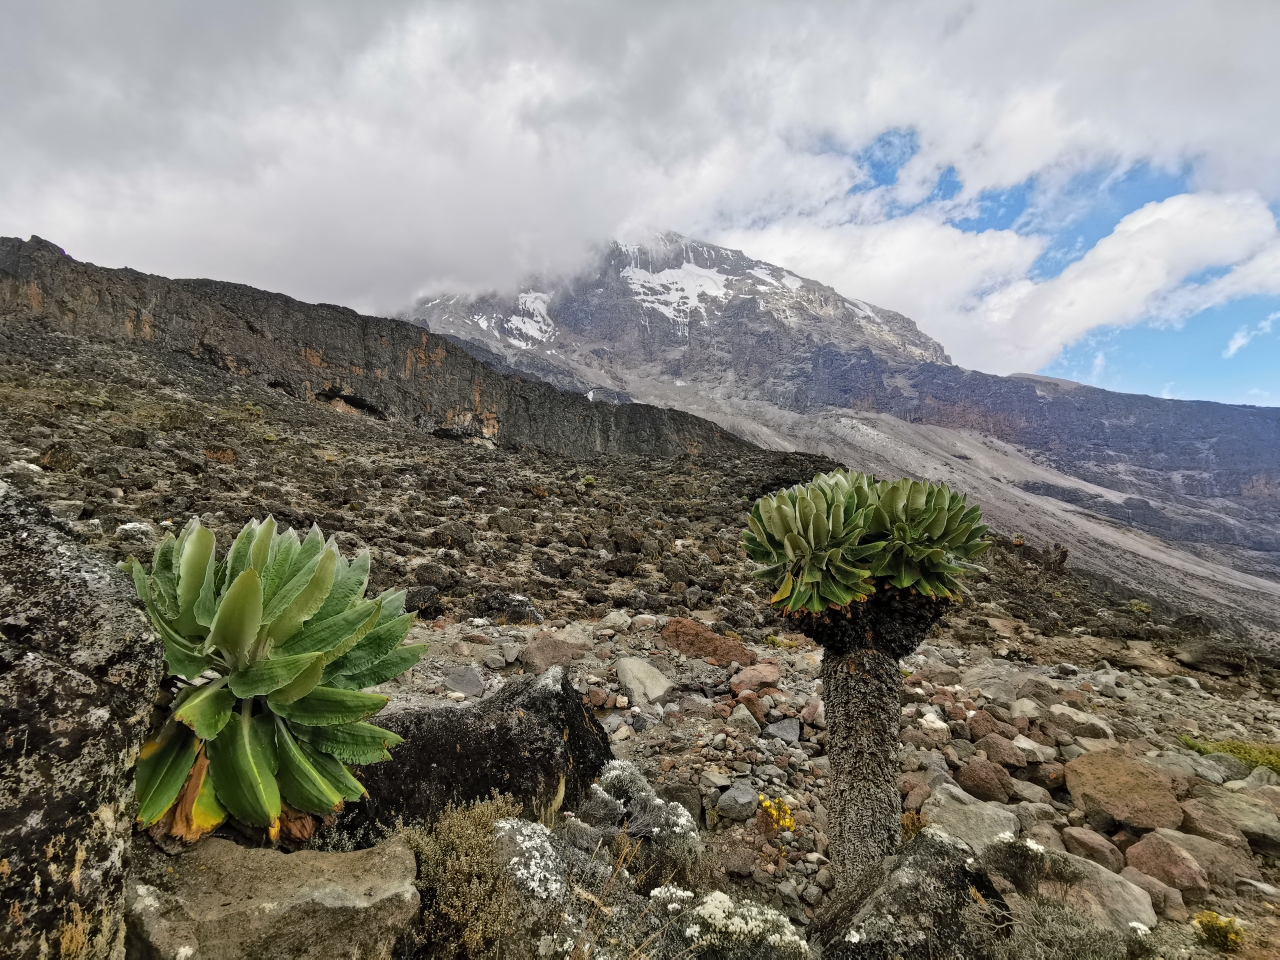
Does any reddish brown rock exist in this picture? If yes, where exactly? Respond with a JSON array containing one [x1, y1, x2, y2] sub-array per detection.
[[1065, 750, 1182, 831], [1180, 798, 1249, 851], [956, 758, 1015, 803], [1062, 827, 1124, 873], [974, 734, 1027, 769], [1125, 831, 1210, 903], [661, 618, 756, 666], [736, 690, 767, 726], [904, 784, 931, 812], [967, 710, 1017, 741], [588, 686, 608, 708], [730, 662, 782, 695], [1120, 867, 1188, 921], [1158, 828, 1260, 888]]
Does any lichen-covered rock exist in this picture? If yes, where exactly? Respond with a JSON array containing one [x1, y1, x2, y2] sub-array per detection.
[[814, 827, 1009, 960], [125, 837, 419, 959], [344, 667, 611, 831], [0, 484, 164, 959]]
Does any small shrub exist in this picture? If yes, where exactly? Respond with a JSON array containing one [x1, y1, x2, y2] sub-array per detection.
[[1193, 910, 1245, 953], [899, 811, 927, 842], [400, 794, 524, 959], [649, 887, 809, 960], [979, 895, 1146, 960], [1182, 736, 1280, 775], [591, 760, 705, 892], [1126, 599, 1152, 616]]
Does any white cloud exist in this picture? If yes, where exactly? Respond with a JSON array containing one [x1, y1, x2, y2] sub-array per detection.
[[2, 1, 1280, 375], [1223, 312, 1277, 358]]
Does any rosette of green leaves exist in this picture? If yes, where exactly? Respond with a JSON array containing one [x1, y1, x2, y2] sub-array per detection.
[[121, 516, 425, 842], [743, 470, 989, 614]]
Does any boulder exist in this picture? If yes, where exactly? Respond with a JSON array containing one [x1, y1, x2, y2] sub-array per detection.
[[1121, 867, 1188, 922], [1065, 749, 1182, 831], [1012, 734, 1057, 763], [974, 733, 1026, 769], [967, 709, 1017, 741], [1179, 798, 1250, 850], [814, 827, 1010, 960], [1009, 698, 1042, 720], [729, 662, 782, 694], [444, 665, 485, 697], [520, 635, 589, 674], [762, 717, 801, 744], [1061, 827, 1124, 873], [615, 657, 677, 705], [125, 838, 418, 959], [960, 663, 1026, 703], [1157, 827, 1261, 888], [726, 703, 761, 735], [1048, 852, 1158, 935], [345, 668, 611, 830], [0, 485, 164, 959], [919, 783, 1020, 854], [1188, 783, 1280, 856], [1200, 752, 1253, 782], [1048, 703, 1114, 740], [956, 759, 1014, 803], [1124, 831, 1210, 902], [716, 781, 759, 822], [1025, 823, 1066, 852], [660, 617, 756, 665]]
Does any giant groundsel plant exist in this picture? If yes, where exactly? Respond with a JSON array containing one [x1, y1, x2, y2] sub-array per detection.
[[743, 470, 989, 613], [123, 516, 424, 842]]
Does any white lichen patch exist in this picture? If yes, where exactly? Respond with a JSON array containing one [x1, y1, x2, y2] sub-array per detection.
[[496, 819, 566, 900]]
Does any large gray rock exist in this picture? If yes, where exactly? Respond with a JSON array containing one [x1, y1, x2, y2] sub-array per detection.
[[615, 657, 676, 705], [1189, 783, 1280, 856], [762, 717, 801, 743], [126, 837, 418, 959], [343, 667, 611, 831], [919, 783, 1020, 854], [716, 780, 760, 822], [0, 484, 164, 959], [1048, 852, 1157, 935]]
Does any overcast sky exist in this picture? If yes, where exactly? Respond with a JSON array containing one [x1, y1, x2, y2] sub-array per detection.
[[3, 1, 1278, 403]]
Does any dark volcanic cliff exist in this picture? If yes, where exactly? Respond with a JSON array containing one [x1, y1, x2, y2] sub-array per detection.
[[0, 237, 749, 461]]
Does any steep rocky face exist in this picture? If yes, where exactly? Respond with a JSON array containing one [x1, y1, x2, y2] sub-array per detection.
[[0, 485, 164, 959], [0, 236, 748, 461]]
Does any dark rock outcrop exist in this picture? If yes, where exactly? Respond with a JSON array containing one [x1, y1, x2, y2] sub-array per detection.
[[0, 483, 164, 959], [343, 667, 611, 831], [0, 236, 750, 461], [813, 827, 1009, 960]]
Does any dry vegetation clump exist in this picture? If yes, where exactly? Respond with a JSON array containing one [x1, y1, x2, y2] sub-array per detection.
[[971, 837, 1155, 960], [1181, 736, 1280, 775], [400, 793, 524, 959], [981, 897, 1153, 960]]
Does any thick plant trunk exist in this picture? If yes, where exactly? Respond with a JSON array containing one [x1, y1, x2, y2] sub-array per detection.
[[798, 590, 947, 887], [820, 646, 902, 883]]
